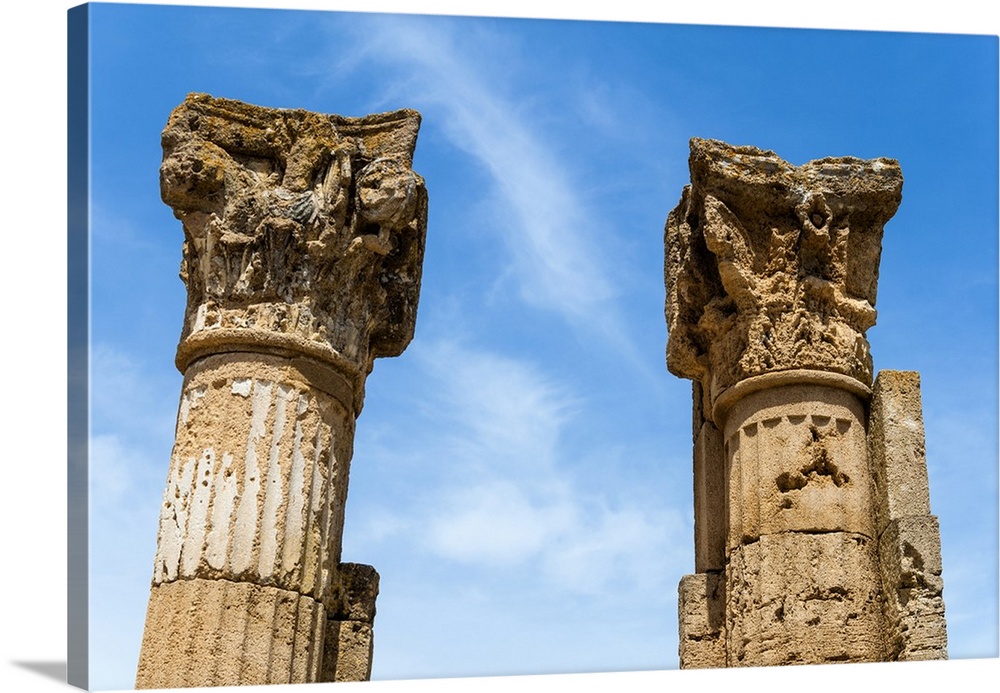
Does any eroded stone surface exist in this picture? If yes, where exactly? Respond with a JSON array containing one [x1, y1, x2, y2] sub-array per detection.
[[666, 140, 945, 669], [868, 370, 933, 534], [323, 621, 375, 682], [678, 572, 726, 668], [161, 93, 428, 403], [727, 532, 886, 666], [330, 562, 380, 623], [320, 563, 380, 681], [136, 578, 326, 688], [665, 138, 902, 411], [138, 94, 425, 688], [878, 516, 948, 660], [869, 372, 947, 660], [723, 382, 874, 547], [693, 418, 725, 573], [152, 353, 354, 604]]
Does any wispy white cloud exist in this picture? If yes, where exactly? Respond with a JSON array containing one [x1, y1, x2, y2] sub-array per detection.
[[88, 347, 177, 690], [341, 16, 630, 335], [416, 340, 577, 469], [91, 344, 180, 435], [352, 339, 685, 599], [426, 480, 577, 567], [541, 502, 686, 597], [90, 433, 135, 503]]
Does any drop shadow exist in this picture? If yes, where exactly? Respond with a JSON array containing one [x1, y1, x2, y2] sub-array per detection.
[[10, 660, 67, 684]]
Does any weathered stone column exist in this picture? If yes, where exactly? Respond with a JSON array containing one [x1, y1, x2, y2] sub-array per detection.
[[136, 93, 427, 688], [665, 139, 946, 667]]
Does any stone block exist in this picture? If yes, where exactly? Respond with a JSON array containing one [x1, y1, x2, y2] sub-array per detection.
[[726, 532, 886, 666], [322, 620, 376, 682], [678, 572, 727, 668], [330, 562, 380, 622], [694, 421, 727, 573], [878, 516, 948, 660], [868, 370, 932, 535]]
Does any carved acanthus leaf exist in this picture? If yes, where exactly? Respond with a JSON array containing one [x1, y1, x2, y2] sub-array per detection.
[[665, 138, 902, 407], [160, 94, 428, 376]]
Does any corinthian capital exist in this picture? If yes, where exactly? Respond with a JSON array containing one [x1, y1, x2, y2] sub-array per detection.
[[665, 138, 902, 406], [159, 93, 427, 385]]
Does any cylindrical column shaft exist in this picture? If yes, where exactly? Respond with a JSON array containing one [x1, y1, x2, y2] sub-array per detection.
[[137, 579, 326, 688], [719, 378, 885, 665], [136, 353, 356, 687]]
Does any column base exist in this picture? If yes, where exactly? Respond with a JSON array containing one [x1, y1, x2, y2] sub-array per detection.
[[135, 578, 325, 688]]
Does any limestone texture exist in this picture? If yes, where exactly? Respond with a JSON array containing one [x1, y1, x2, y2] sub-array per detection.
[[321, 563, 380, 682], [665, 139, 946, 668], [726, 532, 886, 666], [160, 92, 428, 410], [136, 579, 326, 688], [678, 572, 726, 668], [722, 382, 873, 548], [137, 94, 427, 688], [693, 419, 725, 573], [665, 138, 902, 415], [869, 372, 948, 661]]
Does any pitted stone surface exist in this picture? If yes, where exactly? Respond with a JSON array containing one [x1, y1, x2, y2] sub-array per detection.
[[323, 621, 376, 682], [666, 140, 945, 669], [136, 578, 326, 688], [319, 563, 380, 682], [151, 353, 354, 604], [664, 138, 902, 409], [723, 382, 874, 547], [726, 532, 887, 666], [868, 370, 933, 533], [160, 93, 428, 394], [678, 572, 726, 668], [878, 516, 948, 660], [869, 372, 947, 661], [138, 95, 424, 688], [330, 562, 380, 623]]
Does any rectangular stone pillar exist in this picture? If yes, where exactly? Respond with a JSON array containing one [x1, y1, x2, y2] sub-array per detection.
[[693, 405, 726, 573], [869, 371, 948, 660], [679, 382, 728, 668], [321, 562, 380, 682]]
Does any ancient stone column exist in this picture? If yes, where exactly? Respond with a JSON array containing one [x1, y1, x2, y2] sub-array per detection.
[[665, 139, 946, 667], [135, 93, 427, 688]]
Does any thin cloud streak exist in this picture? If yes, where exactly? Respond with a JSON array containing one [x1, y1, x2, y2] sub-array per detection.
[[353, 339, 684, 599], [345, 16, 634, 339]]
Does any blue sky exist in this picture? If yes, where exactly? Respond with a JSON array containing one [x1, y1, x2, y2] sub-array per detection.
[[74, 2, 998, 690]]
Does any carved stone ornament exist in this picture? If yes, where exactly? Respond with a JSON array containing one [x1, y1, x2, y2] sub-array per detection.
[[665, 138, 902, 416], [160, 93, 428, 409]]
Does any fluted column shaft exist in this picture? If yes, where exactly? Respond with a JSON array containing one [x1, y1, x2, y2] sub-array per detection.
[[137, 94, 427, 688]]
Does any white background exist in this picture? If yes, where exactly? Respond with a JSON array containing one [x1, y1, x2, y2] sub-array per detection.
[[1, 1, 996, 692]]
